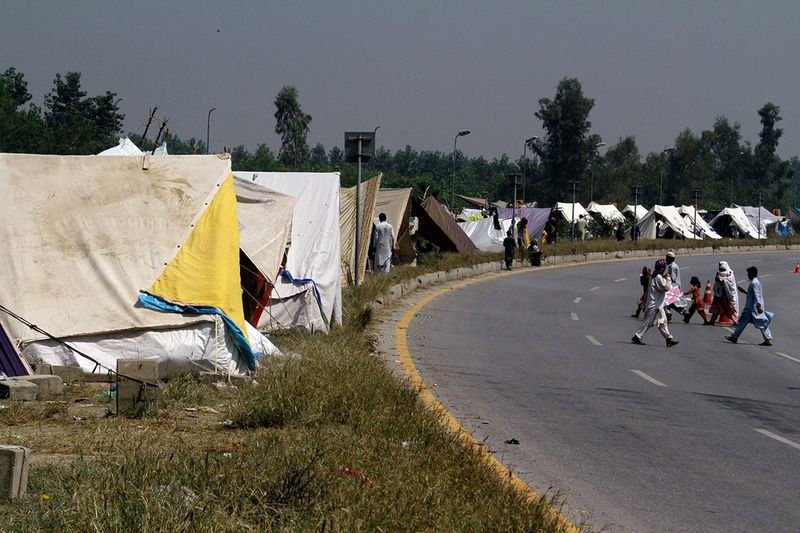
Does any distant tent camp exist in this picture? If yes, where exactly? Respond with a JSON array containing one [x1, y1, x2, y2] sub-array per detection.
[[622, 204, 647, 222], [587, 202, 625, 223], [735, 204, 780, 238], [233, 176, 296, 326], [634, 205, 699, 240], [235, 171, 342, 332], [413, 196, 478, 254], [0, 153, 256, 375], [340, 174, 381, 284], [709, 207, 762, 239], [374, 188, 415, 264], [678, 205, 721, 239], [494, 207, 552, 245], [554, 202, 589, 223]]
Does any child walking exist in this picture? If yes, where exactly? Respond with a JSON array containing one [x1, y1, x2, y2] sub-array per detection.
[[631, 265, 651, 318], [682, 276, 709, 324]]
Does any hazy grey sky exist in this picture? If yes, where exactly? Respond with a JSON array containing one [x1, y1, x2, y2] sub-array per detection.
[[3, 1, 799, 159]]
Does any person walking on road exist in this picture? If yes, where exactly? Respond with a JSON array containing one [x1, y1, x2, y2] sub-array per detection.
[[502, 230, 516, 270], [632, 259, 679, 347], [664, 249, 682, 322], [631, 265, 651, 319], [371, 212, 396, 274], [707, 261, 739, 325], [725, 266, 774, 346], [682, 276, 709, 324]]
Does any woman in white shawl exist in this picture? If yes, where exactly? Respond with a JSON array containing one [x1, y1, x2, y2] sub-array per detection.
[[707, 261, 739, 325]]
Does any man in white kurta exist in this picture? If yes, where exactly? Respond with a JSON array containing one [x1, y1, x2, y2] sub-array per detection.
[[372, 213, 396, 273], [632, 259, 679, 347]]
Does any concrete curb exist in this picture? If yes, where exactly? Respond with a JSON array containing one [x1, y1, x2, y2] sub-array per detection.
[[372, 243, 800, 309]]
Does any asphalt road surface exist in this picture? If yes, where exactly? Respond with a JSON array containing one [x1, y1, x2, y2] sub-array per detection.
[[406, 251, 800, 532]]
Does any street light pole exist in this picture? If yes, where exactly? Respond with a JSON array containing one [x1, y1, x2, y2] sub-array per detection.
[[206, 107, 216, 155], [756, 191, 764, 239], [590, 142, 606, 202], [509, 173, 521, 242], [451, 130, 471, 209], [690, 188, 702, 239], [568, 180, 580, 241], [522, 136, 537, 206], [660, 146, 675, 205]]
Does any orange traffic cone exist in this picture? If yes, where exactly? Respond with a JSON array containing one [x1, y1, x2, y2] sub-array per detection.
[[794, 263, 800, 274], [703, 280, 712, 304]]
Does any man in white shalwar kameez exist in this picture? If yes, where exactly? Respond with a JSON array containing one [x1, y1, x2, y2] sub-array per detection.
[[632, 259, 679, 347], [372, 212, 396, 273]]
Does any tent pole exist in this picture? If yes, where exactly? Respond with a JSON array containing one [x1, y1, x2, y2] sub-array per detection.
[[355, 138, 362, 286]]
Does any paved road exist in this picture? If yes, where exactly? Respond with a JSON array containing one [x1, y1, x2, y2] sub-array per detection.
[[406, 251, 800, 532]]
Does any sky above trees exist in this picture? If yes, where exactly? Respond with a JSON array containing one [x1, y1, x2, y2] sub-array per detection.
[[2, 1, 800, 160]]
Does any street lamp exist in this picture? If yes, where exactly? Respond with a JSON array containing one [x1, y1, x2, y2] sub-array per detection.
[[206, 107, 216, 155], [660, 146, 675, 205], [589, 141, 606, 202], [568, 180, 580, 241], [451, 130, 471, 209], [522, 136, 538, 205]]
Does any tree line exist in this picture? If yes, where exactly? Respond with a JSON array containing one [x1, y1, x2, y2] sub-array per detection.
[[2, 67, 797, 211]]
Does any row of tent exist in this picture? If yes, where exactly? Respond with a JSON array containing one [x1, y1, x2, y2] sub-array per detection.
[[0, 146, 479, 379], [457, 200, 790, 253]]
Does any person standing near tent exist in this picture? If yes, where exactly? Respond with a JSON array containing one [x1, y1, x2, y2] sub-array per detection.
[[707, 261, 739, 325], [615, 222, 625, 241], [725, 266, 774, 346], [631, 221, 641, 242], [516, 217, 529, 259], [576, 214, 588, 241], [664, 250, 682, 322], [544, 216, 557, 244], [502, 230, 516, 270], [631, 259, 679, 347], [372, 213, 396, 274]]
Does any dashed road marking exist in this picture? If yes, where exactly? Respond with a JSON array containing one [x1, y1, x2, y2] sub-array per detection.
[[574, 297, 582, 304], [570, 312, 579, 321], [613, 278, 627, 282], [589, 286, 599, 291], [761, 273, 772, 278], [775, 352, 800, 364], [754, 428, 800, 451], [724, 327, 735, 334], [586, 335, 602, 346], [631, 369, 667, 387]]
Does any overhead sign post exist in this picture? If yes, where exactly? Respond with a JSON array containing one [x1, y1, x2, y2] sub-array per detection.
[[344, 132, 375, 286]]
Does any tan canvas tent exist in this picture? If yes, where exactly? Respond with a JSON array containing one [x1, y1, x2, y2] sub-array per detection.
[[340, 174, 382, 284], [374, 188, 415, 264], [412, 196, 478, 254], [0, 153, 256, 375]]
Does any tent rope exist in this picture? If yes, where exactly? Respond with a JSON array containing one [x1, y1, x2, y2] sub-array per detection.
[[0, 304, 157, 386]]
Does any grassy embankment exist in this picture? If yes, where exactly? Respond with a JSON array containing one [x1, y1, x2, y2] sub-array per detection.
[[1, 235, 795, 531], [0, 250, 577, 532]]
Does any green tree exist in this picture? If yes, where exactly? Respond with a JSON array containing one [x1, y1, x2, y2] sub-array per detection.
[[0, 67, 51, 152], [534, 78, 597, 204], [274, 86, 311, 168], [44, 72, 124, 154], [309, 142, 328, 170]]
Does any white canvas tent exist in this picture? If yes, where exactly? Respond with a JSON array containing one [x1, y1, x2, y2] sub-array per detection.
[[709, 207, 763, 239], [735, 205, 781, 238], [678, 205, 721, 239], [458, 217, 513, 252], [0, 153, 256, 376], [234, 171, 341, 332], [555, 202, 589, 223], [636, 205, 700, 240], [98, 137, 144, 156], [587, 202, 625, 223], [622, 204, 648, 221]]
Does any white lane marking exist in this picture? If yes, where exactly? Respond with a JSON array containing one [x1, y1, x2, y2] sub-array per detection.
[[613, 278, 627, 282], [586, 335, 603, 346], [630, 369, 667, 387], [761, 273, 772, 278], [754, 429, 800, 451], [775, 352, 800, 364], [574, 297, 582, 304], [589, 286, 599, 292], [570, 312, 579, 321], [724, 327, 735, 333]]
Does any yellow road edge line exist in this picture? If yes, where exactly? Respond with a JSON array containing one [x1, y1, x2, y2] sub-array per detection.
[[395, 266, 582, 533]]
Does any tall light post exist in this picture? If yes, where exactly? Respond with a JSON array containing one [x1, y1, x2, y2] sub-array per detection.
[[509, 172, 521, 241], [451, 130, 471, 209], [522, 136, 538, 205], [589, 141, 606, 202], [206, 107, 216, 154], [660, 146, 675, 205], [690, 188, 703, 239], [568, 180, 580, 241], [756, 191, 764, 239]]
